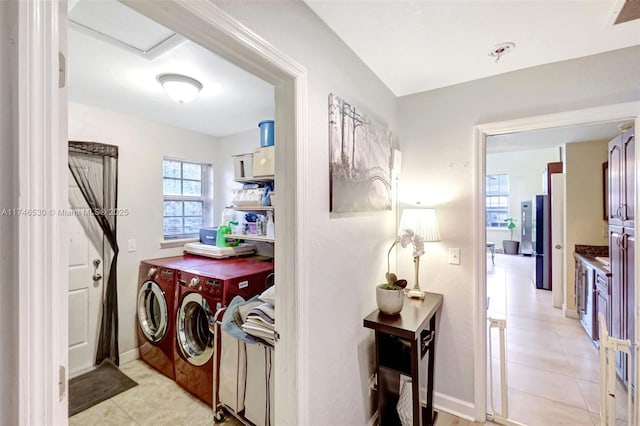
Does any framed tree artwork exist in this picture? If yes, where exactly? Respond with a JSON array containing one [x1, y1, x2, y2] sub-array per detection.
[[328, 93, 392, 213]]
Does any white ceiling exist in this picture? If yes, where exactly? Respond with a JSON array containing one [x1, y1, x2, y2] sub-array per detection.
[[486, 120, 631, 154], [68, 0, 274, 138], [305, 0, 640, 96], [68, 1, 639, 141]]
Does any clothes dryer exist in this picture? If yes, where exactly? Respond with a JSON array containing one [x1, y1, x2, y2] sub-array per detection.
[[174, 258, 274, 405], [136, 255, 215, 379]]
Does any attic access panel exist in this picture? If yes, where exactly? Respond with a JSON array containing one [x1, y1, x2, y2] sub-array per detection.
[[69, 0, 184, 59]]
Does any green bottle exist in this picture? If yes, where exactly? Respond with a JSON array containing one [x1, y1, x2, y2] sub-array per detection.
[[216, 221, 239, 247]]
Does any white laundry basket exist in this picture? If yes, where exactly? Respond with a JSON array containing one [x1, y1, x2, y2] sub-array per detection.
[[244, 342, 274, 426], [218, 329, 247, 413]]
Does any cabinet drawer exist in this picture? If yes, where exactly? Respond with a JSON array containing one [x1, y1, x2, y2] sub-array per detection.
[[596, 272, 610, 294]]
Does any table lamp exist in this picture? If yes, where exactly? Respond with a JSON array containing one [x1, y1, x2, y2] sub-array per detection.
[[399, 208, 441, 299]]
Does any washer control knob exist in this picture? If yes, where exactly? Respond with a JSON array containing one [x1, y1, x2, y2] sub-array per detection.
[[147, 267, 157, 277], [189, 277, 200, 288]]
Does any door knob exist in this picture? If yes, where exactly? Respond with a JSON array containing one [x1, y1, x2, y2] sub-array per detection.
[[555, 245, 562, 249], [92, 259, 102, 281]]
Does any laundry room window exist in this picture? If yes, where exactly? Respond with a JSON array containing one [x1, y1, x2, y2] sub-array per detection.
[[163, 158, 213, 239], [486, 173, 510, 228]]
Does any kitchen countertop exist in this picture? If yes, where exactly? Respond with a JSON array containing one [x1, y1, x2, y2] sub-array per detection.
[[574, 252, 611, 275]]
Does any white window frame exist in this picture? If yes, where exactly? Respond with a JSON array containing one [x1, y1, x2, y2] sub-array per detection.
[[486, 173, 510, 229], [162, 157, 213, 239]]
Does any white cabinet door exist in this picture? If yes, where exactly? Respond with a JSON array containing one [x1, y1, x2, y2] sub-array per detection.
[[68, 175, 103, 378]]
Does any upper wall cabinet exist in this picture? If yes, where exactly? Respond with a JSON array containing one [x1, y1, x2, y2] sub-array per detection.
[[608, 128, 635, 227]]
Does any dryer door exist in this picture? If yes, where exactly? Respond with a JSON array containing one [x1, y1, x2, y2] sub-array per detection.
[[137, 280, 169, 342], [177, 292, 214, 366]]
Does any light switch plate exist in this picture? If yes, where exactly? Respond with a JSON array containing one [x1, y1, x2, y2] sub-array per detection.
[[448, 248, 460, 265], [128, 239, 136, 252]]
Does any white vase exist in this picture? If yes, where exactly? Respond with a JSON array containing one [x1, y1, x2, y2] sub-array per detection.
[[376, 285, 405, 315]]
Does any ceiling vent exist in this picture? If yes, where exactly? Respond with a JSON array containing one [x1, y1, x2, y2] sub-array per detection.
[[611, 0, 640, 25], [69, 0, 184, 60]]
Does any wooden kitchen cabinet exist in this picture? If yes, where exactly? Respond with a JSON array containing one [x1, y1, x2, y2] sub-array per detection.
[[609, 225, 626, 380], [574, 253, 606, 343], [607, 127, 635, 386], [595, 271, 610, 343], [609, 129, 635, 226]]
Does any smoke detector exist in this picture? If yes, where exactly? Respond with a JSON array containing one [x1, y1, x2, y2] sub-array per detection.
[[488, 42, 516, 63]]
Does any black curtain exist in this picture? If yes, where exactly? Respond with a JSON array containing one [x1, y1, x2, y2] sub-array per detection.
[[68, 141, 120, 365]]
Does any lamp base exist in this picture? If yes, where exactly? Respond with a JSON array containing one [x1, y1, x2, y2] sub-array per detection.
[[406, 288, 425, 299]]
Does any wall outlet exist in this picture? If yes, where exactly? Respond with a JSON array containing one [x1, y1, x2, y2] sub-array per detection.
[[127, 239, 136, 252], [448, 248, 460, 265]]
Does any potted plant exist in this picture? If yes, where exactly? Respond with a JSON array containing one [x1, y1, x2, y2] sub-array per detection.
[[376, 238, 408, 315], [502, 217, 520, 255]]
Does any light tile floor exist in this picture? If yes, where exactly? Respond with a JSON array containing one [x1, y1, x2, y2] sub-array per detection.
[[69, 359, 241, 426], [69, 359, 488, 425], [487, 253, 629, 426]]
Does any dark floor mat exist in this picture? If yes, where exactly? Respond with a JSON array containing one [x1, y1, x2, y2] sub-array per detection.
[[68, 359, 138, 417]]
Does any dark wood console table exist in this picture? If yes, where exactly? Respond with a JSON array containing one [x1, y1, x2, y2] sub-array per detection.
[[363, 292, 443, 426]]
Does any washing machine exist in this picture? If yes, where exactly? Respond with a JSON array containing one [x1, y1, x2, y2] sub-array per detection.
[[174, 258, 274, 405], [136, 255, 215, 379]]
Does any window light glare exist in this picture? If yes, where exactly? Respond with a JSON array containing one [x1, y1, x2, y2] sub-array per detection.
[[157, 74, 203, 104]]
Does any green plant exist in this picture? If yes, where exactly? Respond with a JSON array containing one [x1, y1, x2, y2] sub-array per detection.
[[379, 282, 406, 290], [504, 217, 517, 240], [381, 239, 408, 290]]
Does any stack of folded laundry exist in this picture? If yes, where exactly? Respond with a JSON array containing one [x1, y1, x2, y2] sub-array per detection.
[[225, 285, 276, 346], [241, 302, 275, 345]]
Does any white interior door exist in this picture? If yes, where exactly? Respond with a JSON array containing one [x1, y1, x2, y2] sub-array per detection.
[[551, 173, 565, 309], [68, 174, 103, 378]]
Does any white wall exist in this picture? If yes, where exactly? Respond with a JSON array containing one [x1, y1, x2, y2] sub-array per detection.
[[69, 101, 231, 358], [486, 148, 559, 248], [213, 128, 262, 225], [213, 2, 398, 424], [564, 140, 609, 313], [0, 1, 18, 424], [397, 45, 640, 413]]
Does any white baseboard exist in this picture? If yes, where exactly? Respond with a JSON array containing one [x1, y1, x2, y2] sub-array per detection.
[[564, 309, 579, 319], [367, 392, 478, 425], [119, 348, 140, 365], [433, 392, 477, 421]]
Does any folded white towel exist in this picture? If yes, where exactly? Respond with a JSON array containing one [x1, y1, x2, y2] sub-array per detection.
[[259, 285, 275, 306]]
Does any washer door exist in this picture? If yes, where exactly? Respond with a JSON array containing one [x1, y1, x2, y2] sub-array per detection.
[[137, 280, 168, 342], [177, 293, 214, 366]]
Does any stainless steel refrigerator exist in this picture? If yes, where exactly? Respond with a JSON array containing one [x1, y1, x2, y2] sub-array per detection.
[[535, 194, 550, 290]]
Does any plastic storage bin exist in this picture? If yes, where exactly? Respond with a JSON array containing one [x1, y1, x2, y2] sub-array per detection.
[[233, 153, 253, 180], [258, 120, 274, 147], [199, 227, 217, 245], [252, 146, 274, 177]]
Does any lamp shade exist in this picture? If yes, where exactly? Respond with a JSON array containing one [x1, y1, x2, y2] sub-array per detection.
[[157, 74, 203, 104], [399, 208, 441, 242]]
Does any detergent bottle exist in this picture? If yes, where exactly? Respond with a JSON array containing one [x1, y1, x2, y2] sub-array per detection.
[[216, 221, 239, 247]]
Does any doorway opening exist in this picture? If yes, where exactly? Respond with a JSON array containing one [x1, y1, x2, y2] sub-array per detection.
[[16, 0, 307, 424], [65, 1, 291, 423], [474, 103, 640, 425]]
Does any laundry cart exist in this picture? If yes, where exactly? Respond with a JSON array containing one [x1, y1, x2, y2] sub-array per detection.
[[213, 307, 275, 426]]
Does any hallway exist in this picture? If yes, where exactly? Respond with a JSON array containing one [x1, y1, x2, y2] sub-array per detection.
[[487, 253, 628, 425]]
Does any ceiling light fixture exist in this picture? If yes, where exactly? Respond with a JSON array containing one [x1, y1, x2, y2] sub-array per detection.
[[488, 42, 516, 63], [157, 73, 203, 104]]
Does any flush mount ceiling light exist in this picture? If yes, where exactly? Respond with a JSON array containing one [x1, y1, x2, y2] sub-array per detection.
[[488, 42, 516, 63], [157, 73, 203, 104]]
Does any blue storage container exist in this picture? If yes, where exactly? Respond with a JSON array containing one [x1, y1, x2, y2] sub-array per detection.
[[258, 120, 274, 147], [199, 227, 217, 245]]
